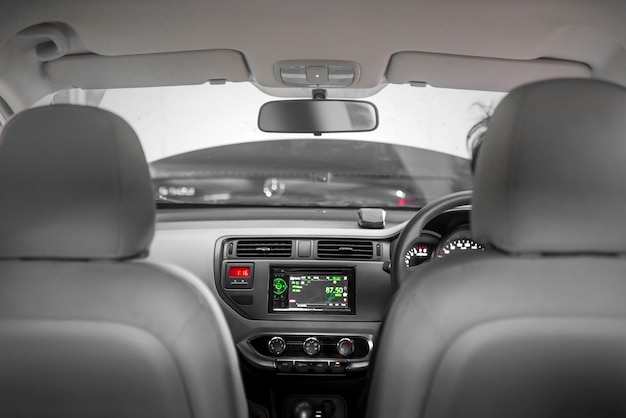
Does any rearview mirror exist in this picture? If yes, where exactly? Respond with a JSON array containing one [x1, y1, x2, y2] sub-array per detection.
[[258, 100, 378, 134]]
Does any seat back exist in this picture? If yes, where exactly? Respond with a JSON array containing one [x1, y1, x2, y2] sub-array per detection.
[[0, 105, 247, 418], [366, 79, 626, 418]]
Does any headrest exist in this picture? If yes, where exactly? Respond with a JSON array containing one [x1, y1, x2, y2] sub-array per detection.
[[472, 79, 626, 254], [0, 105, 155, 259]]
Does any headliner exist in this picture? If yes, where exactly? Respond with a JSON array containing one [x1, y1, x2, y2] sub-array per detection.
[[0, 0, 624, 107]]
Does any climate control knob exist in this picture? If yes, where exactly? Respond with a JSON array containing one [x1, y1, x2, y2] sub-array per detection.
[[302, 337, 321, 356], [268, 336, 287, 356], [337, 338, 355, 357]]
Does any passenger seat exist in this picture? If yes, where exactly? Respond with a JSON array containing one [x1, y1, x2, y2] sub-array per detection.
[[0, 105, 248, 418]]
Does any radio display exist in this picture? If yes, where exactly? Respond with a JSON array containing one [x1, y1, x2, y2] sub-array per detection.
[[270, 267, 355, 314]]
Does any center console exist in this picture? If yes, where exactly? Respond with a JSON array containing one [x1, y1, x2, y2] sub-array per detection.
[[215, 237, 392, 378], [214, 236, 394, 418], [216, 238, 389, 321], [231, 263, 373, 374]]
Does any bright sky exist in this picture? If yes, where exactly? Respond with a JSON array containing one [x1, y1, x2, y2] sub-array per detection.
[[94, 83, 504, 162]]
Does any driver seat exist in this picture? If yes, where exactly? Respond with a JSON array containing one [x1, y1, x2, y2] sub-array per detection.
[[366, 78, 626, 418], [0, 105, 248, 418]]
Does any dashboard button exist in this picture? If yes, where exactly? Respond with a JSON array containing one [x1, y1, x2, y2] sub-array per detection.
[[276, 360, 293, 373], [330, 361, 346, 373], [313, 361, 329, 373], [295, 361, 310, 373]]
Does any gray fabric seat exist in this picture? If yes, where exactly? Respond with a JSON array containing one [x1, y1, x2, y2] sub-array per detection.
[[0, 105, 248, 418], [366, 79, 626, 418]]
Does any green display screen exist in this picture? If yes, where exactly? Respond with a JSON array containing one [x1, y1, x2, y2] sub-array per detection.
[[270, 269, 353, 313]]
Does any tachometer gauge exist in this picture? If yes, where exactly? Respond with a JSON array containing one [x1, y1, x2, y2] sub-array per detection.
[[436, 226, 485, 258], [404, 244, 433, 267]]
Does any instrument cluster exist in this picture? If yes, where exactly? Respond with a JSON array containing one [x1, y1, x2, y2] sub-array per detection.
[[404, 225, 485, 267]]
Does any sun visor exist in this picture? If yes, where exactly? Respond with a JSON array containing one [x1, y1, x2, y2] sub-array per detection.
[[44, 49, 250, 88], [386, 52, 591, 92]]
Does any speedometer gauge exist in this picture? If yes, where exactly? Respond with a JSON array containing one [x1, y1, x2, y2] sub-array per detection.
[[436, 226, 485, 258], [438, 238, 484, 257]]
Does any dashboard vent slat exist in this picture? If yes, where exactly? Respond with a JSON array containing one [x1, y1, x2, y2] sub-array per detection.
[[317, 240, 374, 260], [236, 240, 293, 258]]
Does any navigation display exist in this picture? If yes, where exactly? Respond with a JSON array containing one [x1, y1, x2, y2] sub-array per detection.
[[270, 267, 355, 313]]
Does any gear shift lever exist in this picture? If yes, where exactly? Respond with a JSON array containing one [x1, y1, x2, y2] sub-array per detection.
[[292, 401, 314, 418]]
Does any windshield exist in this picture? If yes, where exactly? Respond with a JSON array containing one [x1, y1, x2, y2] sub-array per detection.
[[46, 83, 505, 208]]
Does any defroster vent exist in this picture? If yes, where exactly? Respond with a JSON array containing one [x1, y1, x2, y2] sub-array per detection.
[[317, 240, 373, 260], [235, 240, 293, 258]]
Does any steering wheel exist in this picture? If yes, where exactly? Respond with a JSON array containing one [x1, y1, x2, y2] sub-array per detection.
[[391, 190, 473, 289]]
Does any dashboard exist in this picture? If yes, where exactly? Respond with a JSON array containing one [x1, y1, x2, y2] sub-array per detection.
[[147, 205, 481, 414], [149, 206, 479, 366]]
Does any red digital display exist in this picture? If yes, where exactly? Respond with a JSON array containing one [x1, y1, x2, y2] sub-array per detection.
[[229, 266, 251, 278]]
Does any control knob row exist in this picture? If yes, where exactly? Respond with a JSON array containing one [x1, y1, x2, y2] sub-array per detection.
[[267, 336, 355, 357]]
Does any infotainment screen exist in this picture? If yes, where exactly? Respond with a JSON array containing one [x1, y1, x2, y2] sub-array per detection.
[[270, 267, 355, 314]]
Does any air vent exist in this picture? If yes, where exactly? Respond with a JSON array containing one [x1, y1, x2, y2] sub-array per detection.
[[317, 240, 373, 260], [235, 240, 293, 258]]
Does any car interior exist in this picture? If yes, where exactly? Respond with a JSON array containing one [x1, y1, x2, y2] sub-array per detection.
[[0, 1, 625, 418]]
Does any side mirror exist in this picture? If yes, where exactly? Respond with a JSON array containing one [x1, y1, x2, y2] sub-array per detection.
[[258, 100, 378, 135]]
